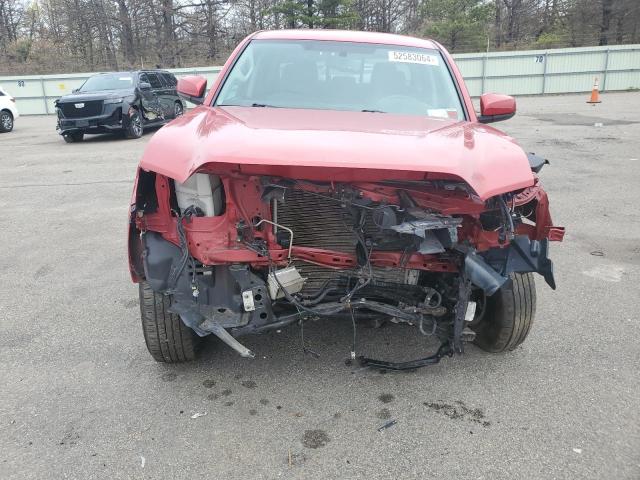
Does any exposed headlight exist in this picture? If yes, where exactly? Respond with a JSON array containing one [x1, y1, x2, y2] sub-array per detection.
[[104, 97, 124, 104]]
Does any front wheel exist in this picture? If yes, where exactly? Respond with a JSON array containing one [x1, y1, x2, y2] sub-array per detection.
[[0, 110, 13, 132], [139, 282, 201, 362], [125, 109, 144, 139], [470, 273, 536, 353], [63, 132, 84, 143], [174, 101, 184, 118]]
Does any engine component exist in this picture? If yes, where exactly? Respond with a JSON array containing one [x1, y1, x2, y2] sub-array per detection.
[[418, 232, 446, 254], [464, 301, 477, 322], [464, 251, 509, 296], [267, 266, 306, 299], [175, 173, 223, 216], [277, 187, 426, 295], [253, 218, 294, 260], [276, 188, 378, 252], [386, 214, 462, 254], [371, 206, 398, 228], [389, 216, 463, 237]]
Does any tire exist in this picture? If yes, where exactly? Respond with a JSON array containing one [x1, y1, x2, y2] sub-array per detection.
[[63, 132, 84, 143], [471, 273, 536, 353], [174, 101, 184, 118], [139, 282, 201, 362], [0, 110, 13, 132], [125, 109, 144, 139]]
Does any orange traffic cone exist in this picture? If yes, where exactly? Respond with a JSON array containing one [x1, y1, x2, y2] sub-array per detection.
[[587, 77, 601, 104]]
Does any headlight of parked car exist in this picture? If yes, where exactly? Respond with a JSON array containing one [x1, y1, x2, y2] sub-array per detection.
[[104, 98, 124, 104]]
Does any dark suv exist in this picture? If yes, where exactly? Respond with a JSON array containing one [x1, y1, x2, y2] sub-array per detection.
[[55, 70, 184, 143]]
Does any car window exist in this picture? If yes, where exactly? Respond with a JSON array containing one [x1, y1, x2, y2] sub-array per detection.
[[79, 73, 135, 92], [215, 39, 464, 120], [161, 73, 177, 87], [146, 73, 163, 89]]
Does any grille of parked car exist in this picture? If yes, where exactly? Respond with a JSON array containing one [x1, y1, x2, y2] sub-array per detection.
[[59, 100, 103, 118]]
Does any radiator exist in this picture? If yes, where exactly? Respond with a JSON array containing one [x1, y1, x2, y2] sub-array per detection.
[[276, 188, 413, 294]]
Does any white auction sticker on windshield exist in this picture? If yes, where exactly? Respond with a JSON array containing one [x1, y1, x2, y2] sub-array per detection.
[[388, 51, 439, 66]]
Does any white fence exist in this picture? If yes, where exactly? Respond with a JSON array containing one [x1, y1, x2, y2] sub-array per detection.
[[454, 44, 640, 97], [1, 44, 638, 115]]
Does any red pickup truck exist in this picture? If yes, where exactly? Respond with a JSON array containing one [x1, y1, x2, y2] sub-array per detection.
[[128, 29, 564, 369]]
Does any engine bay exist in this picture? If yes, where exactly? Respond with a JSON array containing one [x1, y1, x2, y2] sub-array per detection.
[[130, 170, 564, 367]]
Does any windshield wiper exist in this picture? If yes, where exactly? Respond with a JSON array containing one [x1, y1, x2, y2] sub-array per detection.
[[217, 103, 280, 108], [361, 109, 386, 113], [252, 103, 280, 108]]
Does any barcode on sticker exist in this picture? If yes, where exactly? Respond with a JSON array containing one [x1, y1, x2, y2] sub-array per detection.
[[388, 51, 439, 66]]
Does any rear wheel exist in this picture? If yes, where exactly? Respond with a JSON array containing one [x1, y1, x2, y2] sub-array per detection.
[[125, 109, 144, 139], [0, 110, 13, 132], [471, 273, 536, 353], [139, 282, 201, 362], [63, 131, 84, 143]]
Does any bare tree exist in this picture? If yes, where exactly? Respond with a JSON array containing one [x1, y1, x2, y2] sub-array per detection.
[[1, 0, 638, 74]]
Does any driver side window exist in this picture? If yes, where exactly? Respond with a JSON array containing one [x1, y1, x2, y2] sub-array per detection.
[[146, 73, 163, 89]]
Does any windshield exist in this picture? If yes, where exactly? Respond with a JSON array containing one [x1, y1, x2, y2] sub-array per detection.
[[79, 73, 135, 92], [216, 40, 464, 119]]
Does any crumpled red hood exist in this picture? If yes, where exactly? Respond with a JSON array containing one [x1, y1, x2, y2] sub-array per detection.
[[139, 106, 534, 200]]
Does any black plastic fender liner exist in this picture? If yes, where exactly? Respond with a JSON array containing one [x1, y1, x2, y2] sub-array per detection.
[[483, 236, 557, 290], [141, 231, 183, 292], [508, 237, 556, 289]]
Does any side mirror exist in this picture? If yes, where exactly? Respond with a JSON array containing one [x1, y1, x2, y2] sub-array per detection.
[[139, 82, 152, 90], [478, 93, 516, 123], [177, 75, 207, 105], [72, 88, 79, 93]]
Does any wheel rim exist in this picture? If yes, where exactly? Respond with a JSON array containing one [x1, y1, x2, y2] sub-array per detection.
[[175, 103, 183, 117], [1, 113, 12, 130], [131, 113, 143, 136], [467, 288, 487, 328]]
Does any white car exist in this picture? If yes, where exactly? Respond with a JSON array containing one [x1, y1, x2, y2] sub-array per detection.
[[0, 86, 19, 132]]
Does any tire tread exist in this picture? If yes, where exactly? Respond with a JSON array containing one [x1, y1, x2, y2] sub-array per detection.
[[139, 282, 199, 362], [474, 273, 536, 353]]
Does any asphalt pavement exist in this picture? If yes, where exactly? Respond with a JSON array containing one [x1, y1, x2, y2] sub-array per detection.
[[1, 92, 639, 479]]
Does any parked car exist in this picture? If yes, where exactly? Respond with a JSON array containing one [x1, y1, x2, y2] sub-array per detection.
[[128, 30, 564, 368], [55, 70, 183, 142], [0, 86, 19, 133]]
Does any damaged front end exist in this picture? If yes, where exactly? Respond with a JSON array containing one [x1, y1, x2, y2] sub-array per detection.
[[129, 166, 564, 368]]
